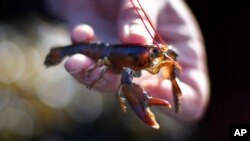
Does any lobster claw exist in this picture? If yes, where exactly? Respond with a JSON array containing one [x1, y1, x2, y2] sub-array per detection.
[[119, 68, 171, 129]]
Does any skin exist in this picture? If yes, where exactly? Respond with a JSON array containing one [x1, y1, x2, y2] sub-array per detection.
[[46, 0, 210, 122]]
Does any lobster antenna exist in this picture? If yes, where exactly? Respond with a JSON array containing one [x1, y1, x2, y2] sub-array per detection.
[[129, 0, 161, 50], [135, 0, 167, 46]]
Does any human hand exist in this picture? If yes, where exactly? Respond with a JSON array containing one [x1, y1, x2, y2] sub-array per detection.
[[47, 0, 209, 121]]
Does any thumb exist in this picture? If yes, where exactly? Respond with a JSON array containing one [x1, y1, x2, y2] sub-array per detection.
[[118, 0, 160, 44]]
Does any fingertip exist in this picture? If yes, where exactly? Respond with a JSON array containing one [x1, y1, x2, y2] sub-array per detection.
[[71, 24, 95, 43], [64, 54, 93, 74]]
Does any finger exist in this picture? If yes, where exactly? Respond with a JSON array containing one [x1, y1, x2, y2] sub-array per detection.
[[65, 24, 95, 82], [65, 54, 120, 92], [118, 0, 160, 44], [64, 54, 93, 78], [65, 24, 120, 91], [71, 24, 95, 43]]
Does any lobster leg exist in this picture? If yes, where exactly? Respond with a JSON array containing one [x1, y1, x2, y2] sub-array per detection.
[[145, 60, 173, 74], [146, 60, 182, 113], [85, 58, 109, 89], [170, 77, 181, 113], [86, 66, 107, 89], [86, 59, 105, 77], [119, 68, 171, 129]]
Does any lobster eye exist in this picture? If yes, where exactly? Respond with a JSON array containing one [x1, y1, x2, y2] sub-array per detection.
[[150, 48, 160, 56]]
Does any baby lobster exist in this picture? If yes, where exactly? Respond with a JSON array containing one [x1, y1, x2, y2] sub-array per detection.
[[44, 42, 182, 129]]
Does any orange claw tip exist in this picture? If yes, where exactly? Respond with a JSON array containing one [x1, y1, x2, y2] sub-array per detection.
[[150, 121, 160, 129], [146, 108, 160, 129], [152, 124, 160, 129], [148, 97, 172, 108]]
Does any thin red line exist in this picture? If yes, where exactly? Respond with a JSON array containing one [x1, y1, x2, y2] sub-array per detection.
[[136, 0, 167, 46], [129, 0, 161, 50]]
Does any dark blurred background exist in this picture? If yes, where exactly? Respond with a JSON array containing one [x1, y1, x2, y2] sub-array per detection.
[[187, 0, 250, 141], [0, 0, 250, 141]]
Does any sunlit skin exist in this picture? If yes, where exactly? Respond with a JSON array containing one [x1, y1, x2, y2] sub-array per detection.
[[46, 0, 210, 122]]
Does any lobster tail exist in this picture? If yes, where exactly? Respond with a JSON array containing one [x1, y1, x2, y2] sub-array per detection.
[[44, 47, 66, 67], [44, 43, 108, 68]]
